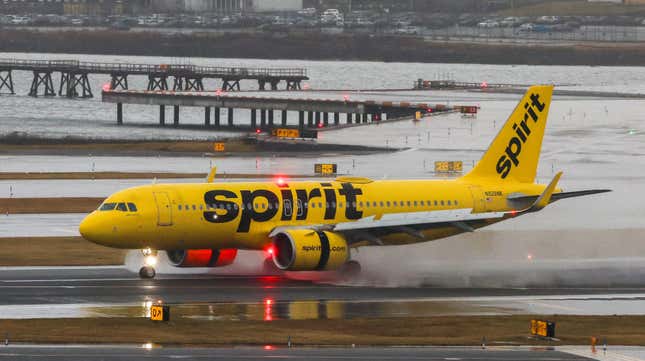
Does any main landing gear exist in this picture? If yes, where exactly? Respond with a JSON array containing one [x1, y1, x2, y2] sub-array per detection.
[[339, 260, 362, 280], [139, 248, 158, 279]]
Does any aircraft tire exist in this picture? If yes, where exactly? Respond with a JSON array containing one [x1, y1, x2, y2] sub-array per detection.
[[339, 260, 361, 280], [139, 266, 156, 279], [262, 258, 282, 275]]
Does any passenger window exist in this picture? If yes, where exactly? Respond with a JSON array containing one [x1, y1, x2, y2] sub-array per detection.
[[372, 201, 377, 207], [127, 203, 137, 212], [319, 202, 323, 208], [441, 200, 445, 206], [100, 203, 116, 211], [420, 201, 425, 206], [447, 200, 452, 206], [311, 203, 316, 208], [393, 201, 397, 206], [199, 205, 203, 210], [414, 201, 418, 207], [434, 201, 438, 206], [407, 201, 411, 207], [386, 201, 391, 207], [379, 201, 384, 207], [192, 205, 196, 210], [116, 203, 127, 212], [178, 205, 183, 210], [455, 200, 459, 206]]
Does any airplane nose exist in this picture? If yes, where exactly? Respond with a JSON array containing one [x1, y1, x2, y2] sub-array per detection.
[[79, 213, 98, 242]]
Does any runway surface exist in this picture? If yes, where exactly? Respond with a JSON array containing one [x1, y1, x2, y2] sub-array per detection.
[[0, 346, 594, 361], [4, 267, 645, 319]]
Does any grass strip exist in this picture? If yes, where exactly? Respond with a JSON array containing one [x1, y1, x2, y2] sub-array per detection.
[[0, 197, 104, 214], [0, 237, 125, 266], [0, 316, 643, 346], [0, 172, 325, 180]]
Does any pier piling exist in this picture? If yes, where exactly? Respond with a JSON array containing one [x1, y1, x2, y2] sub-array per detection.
[[159, 105, 165, 125]]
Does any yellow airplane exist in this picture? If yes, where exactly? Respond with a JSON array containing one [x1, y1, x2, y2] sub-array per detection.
[[79, 85, 609, 279]]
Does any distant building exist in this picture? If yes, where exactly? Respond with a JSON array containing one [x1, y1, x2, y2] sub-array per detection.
[[184, 0, 243, 12], [248, 0, 303, 12], [183, 0, 302, 12], [0, 0, 151, 16]]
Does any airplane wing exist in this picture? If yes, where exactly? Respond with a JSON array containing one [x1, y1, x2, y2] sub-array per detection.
[[269, 172, 610, 247], [269, 208, 509, 246]]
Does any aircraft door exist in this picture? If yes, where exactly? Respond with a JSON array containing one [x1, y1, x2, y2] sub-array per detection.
[[469, 186, 488, 213], [153, 192, 173, 226], [284, 199, 292, 218], [296, 199, 303, 217]]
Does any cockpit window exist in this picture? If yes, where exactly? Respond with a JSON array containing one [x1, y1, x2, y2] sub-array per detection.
[[116, 203, 128, 212], [127, 203, 138, 212], [99, 203, 117, 211]]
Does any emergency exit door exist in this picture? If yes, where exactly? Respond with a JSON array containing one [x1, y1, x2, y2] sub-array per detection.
[[153, 192, 173, 226]]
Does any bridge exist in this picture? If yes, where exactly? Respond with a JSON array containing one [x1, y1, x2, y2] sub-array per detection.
[[0, 59, 309, 98]]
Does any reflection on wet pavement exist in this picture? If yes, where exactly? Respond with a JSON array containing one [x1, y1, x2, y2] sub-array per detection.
[[6, 293, 645, 320]]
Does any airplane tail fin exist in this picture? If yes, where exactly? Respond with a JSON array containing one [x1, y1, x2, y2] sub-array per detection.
[[462, 85, 554, 184]]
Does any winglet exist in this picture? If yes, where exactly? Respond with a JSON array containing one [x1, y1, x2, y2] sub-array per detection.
[[207, 166, 217, 183], [530, 171, 562, 212]]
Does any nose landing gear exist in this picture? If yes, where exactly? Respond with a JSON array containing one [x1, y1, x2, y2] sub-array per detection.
[[139, 248, 158, 279]]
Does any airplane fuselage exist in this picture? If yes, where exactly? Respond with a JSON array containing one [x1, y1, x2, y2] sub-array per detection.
[[80, 177, 549, 251]]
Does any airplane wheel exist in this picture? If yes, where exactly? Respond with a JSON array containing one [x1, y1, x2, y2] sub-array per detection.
[[139, 266, 156, 279], [262, 258, 281, 275], [339, 260, 361, 280]]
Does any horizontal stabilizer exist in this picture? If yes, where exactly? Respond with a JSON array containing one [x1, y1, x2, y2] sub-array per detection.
[[509, 189, 611, 205]]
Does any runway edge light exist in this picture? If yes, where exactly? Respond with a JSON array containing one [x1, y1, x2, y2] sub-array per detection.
[[150, 304, 170, 322]]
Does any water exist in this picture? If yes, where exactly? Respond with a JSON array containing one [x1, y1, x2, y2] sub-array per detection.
[[1, 52, 645, 139]]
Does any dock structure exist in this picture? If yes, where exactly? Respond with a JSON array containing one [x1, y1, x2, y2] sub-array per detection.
[[0, 59, 308, 98], [102, 89, 464, 131]]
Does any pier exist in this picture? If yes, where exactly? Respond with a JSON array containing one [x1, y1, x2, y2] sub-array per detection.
[[0, 59, 308, 98], [102, 89, 467, 132]]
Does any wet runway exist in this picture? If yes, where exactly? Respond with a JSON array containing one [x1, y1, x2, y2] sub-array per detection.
[[4, 267, 645, 320], [0, 345, 593, 361]]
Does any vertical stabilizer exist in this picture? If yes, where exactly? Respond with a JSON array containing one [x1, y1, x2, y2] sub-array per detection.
[[463, 85, 553, 183]]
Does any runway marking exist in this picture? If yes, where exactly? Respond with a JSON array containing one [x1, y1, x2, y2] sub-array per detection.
[[524, 301, 582, 313], [560, 346, 645, 361]]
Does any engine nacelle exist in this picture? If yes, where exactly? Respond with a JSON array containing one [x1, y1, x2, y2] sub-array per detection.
[[166, 249, 237, 268], [272, 230, 349, 271]]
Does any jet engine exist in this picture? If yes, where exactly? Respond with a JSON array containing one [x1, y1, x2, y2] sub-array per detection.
[[166, 249, 237, 268], [272, 229, 349, 271]]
